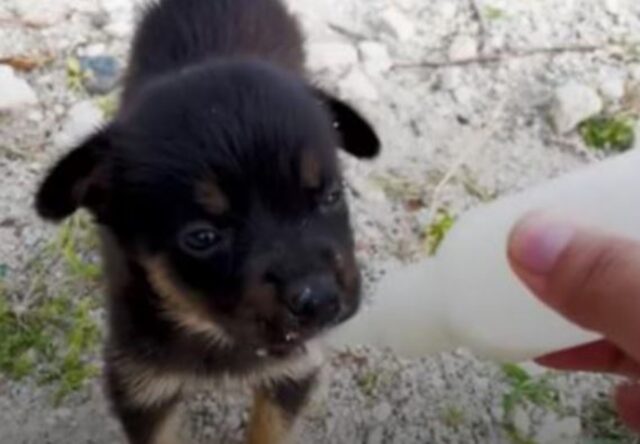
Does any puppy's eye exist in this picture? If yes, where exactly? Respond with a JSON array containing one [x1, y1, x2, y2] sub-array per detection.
[[179, 223, 221, 257], [319, 187, 344, 210]]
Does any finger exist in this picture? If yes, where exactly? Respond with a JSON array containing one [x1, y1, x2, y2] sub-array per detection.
[[615, 383, 640, 433], [508, 213, 640, 362], [535, 340, 640, 378]]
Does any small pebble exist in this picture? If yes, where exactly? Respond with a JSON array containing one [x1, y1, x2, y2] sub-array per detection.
[[379, 8, 416, 41], [0, 65, 38, 112], [550, 81, 603, 134], [55, 100, 104, 148], [339, 69, 379, 102], [79, 56, 122, 95], [359, 41, 393, 75], [306, 42, 358, 74], [448, 35, 478, 60]]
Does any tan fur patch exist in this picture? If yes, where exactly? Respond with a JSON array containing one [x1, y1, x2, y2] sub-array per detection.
[[246, 391, 291, 444], [154, 404, 183, 444], [196, 179, 228, 215], [115, 358, 185, 408], [300, 152, 321, 189], [144, 257, 233, 348]]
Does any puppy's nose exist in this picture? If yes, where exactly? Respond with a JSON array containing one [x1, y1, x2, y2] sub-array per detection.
[[286, 277, 340, 325]]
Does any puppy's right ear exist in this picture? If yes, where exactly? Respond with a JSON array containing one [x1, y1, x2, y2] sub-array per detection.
[[36, 130, 112, 222]]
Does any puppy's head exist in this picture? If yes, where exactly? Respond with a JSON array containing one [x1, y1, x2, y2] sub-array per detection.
[[36, 60, 379, 354]]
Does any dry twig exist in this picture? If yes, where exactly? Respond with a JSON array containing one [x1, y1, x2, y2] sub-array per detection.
[[394, 44, 603, 69]]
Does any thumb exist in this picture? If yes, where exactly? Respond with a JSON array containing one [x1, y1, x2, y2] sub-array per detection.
[[508, 213, 640, 363]]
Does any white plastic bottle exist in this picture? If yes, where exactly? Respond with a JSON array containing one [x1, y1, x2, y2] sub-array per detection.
[[327, 147, 640, 362]]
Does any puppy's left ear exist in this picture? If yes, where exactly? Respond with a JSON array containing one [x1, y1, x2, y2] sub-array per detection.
[[315, 89, 380, 159]]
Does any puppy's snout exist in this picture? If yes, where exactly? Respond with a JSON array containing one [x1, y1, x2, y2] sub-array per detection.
[[285, 276, 340, 325]]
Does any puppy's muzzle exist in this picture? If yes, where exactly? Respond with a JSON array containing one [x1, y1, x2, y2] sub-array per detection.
[[284, 274, 341, 327]]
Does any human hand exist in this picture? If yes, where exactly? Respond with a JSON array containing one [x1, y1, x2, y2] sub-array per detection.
[[508, 213, 640, 433]]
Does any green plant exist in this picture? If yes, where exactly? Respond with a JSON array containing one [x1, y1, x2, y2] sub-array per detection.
[[583, 397, 640, 444], [0, 213, 102, 403], [56, 214, 101, 282], [484, 6, 505, 20], [95, 93, 119, 119], [357, 371, 380, 397], [441, 406, 466, 429], [66, 57, 89, 92], [0, 291, 101, 403], [425, 210, 456, 255], [501, 364, 560, 444], [502, 364, 559, 414], [579, 115, 635, 152]]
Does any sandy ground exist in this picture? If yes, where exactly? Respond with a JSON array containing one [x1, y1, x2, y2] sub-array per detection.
[[1, 0, 640, 443]]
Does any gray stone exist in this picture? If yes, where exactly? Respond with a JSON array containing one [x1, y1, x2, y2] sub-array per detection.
[[339, 68, 379, 101], [604, 0, 622, 15], [101, 0, 135, 37], [14, 0, 69, 26], [306, 42, 358, 74], [598, 76, 626, 102], [536, 417, 581, 444], [372, 402, 393, 422], [79, 55, 122, 95], [512, 407, 531, 437], [367, 427, 385, 444], [380, 8, 416, 41], [448, 35, 478, 60], [55, 100, 104, 148], [359, 41, 393, 75], [0, 65, 38, 112], [550, 82, 603, 134], [437, 2, 458, 21]]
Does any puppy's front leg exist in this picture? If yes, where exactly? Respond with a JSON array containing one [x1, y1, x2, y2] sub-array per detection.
[[106, 364, 184, 444], [246, 373, 318, 444]]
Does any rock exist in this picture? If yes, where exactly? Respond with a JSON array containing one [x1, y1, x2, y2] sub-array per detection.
[[339, 69, 379, 102], [535, 417, 581, 444], [0, 65, 38, 112], [453, 86, 474, 106], [437, 2, 458, 21], [604, 0, 622, 15], [512, 407, 531, 437], [55, 101, 104, 148], [105, 20, 134, 38], [82, 43, 108, 57], [380, 8, 416, 41], [359, 41, 393, 75], [367, 427, 385, 444], [101, 0, 135, 37], [306, 42, 358, 74], [550, 82, 603, 134], [598, 76, 626, 102], [79, 56, 122, 95], [448, 35, 478, 60], [439, 68, 462, 90], [372, 402, 393, 422], [14, 0, 70, 27]]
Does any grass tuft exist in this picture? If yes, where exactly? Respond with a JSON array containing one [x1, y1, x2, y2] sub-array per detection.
[[579, 115, 635, 152], [425, 209, 456, 256]]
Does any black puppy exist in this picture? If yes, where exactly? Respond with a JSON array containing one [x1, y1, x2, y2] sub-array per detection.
[[35, 0, 379, 443]]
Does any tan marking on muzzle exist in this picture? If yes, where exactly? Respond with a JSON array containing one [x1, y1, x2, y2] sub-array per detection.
[[144, 256, 233, 347]]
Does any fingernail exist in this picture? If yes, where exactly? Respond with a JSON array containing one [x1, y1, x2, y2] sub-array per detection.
[[509, 214, 576, 274]]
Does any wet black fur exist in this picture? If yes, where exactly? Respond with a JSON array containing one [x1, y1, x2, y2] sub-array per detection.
[[35, 0, 379, 442]]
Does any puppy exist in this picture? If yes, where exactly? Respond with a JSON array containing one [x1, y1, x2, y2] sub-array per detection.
[[35, 0, 379, 443]]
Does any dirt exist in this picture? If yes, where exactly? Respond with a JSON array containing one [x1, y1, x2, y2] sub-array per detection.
[[1, 0, 639, 443]]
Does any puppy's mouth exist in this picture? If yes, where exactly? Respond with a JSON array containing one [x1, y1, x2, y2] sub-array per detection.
[[257, 305, 356, 357]]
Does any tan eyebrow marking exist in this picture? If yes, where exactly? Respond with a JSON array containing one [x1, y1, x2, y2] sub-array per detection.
[[300, 151, 321, 189], [196, 178, 229, 215]]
